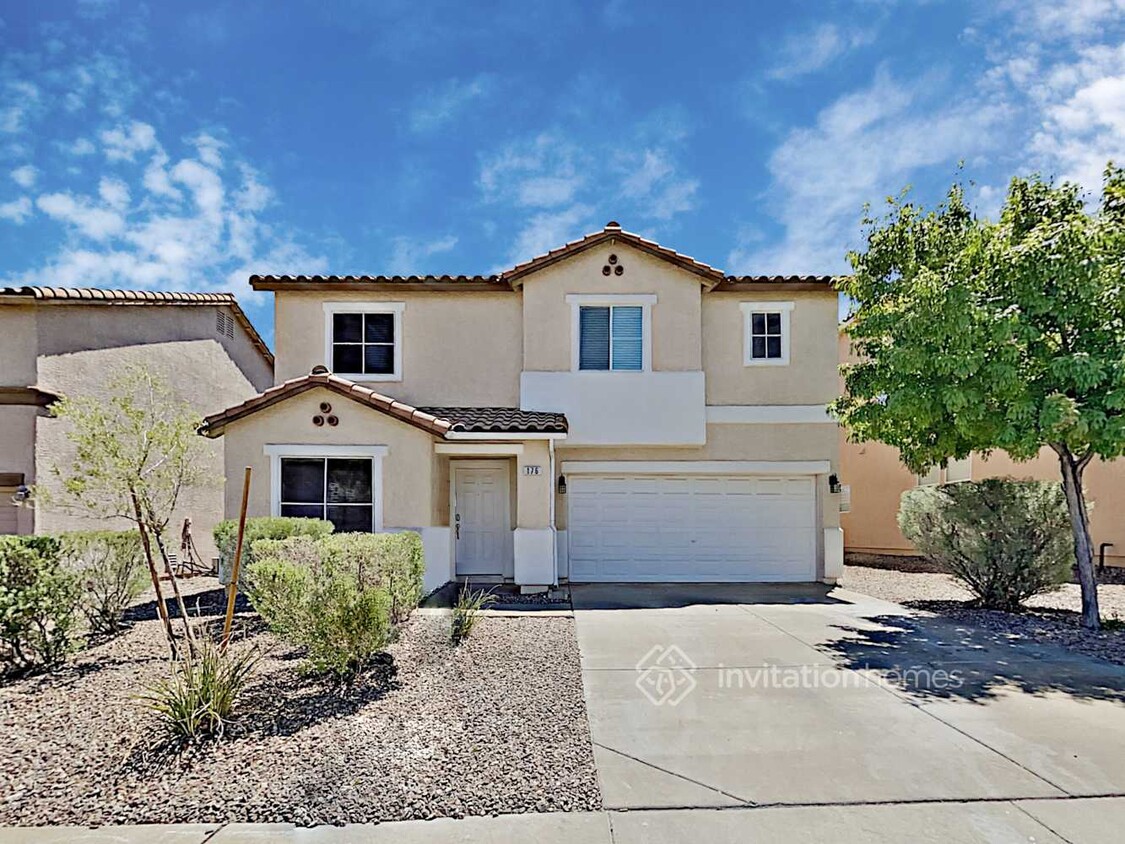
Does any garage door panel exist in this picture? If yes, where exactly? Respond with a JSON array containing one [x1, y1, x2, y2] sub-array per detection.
[[568, 473, 817, 582]]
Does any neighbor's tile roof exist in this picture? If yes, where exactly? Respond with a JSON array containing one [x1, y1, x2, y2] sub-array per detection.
[[417, 406, 568, 434], [0, 286, 274, 367], [248, 222, 839, 292], [200, 370, 568, 438]]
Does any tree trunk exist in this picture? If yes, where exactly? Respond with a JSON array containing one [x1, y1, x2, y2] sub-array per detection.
[[153, 529, 197, 656], [130, 490, 178, 659], [1055, 447, 1101, 630]]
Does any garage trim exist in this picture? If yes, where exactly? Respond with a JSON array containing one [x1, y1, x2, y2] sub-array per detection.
[[560, 460, 830, 475]]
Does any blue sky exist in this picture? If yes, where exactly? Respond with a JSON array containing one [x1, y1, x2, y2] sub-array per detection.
[[1, 0, 1122, 344]]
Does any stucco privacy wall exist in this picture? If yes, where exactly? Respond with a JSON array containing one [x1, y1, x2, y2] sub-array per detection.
[[219, 386, 436, 529], [272, 291, 522, 404], [521, 244, 703, 372], [35, 334, 262, 561], [704, 291, 838, 405], [1, 304, 38, 387]]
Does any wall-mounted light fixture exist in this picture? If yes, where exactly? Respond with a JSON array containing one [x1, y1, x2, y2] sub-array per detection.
[[557, 475, 567, 495], [829, 474, 842, 494]]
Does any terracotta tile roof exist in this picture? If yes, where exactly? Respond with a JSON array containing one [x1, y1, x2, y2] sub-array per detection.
[[245, 224, 839, 293], [250, 274, 508, 291], [714, 275, 838, 289], [0, 385, 61, 408], [0, 286, 274, 367], [417, 406, 568, 434], [199, 370, 568, 438]]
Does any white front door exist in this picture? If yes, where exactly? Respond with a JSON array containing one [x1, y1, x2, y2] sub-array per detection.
[[567, 474, 817, 582], [453, 463, 512, 577]]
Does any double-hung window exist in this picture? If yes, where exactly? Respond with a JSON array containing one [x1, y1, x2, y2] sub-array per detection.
[[323, 303, 404, 380], [579, 306, 643, 370], [741, 301, 793, 366], [568, 294, 655, 372]]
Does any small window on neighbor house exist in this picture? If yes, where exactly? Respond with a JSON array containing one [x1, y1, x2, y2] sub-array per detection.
[[916, 465, 942, 486], [332, 312, 396, 376], [741, 302, 793, 366], [280, 457, 374, 533], [945, 456, 972, 483], [579, 305, 643, 371]]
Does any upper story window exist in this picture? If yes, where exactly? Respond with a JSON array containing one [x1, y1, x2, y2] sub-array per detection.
[[741, 301, 794, 366], [323, 302, 404, 381], [566, 293, 655, 372]]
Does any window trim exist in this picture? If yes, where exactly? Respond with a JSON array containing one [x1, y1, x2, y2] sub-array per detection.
[[741, 301, 793, 367], [566, 293, 655, 373], [323, 302, 405, 382], [265, 444, 388, 530]]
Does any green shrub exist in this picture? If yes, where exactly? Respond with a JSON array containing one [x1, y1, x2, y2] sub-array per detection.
[[451, 587, 495, 644], [899, 479, 1073, 611], [0, 536, 82, 673], [247, 535, 404, 680], [213, 516, 333, 583], [62, 531, 147, 636], [142, 639, 259, 741], [320, 532, 425, 623]]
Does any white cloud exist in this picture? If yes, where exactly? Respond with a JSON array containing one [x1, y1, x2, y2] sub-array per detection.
[[98, 176, 129, 209], [100, 121, 158, 161], [408, 75, 493, 133], [505, 205, 595, 266], [1004, 0, 1125, 41], [10, 164, 37, 189], [617, 149, 699, 220], [36, 192, 126, 240], [66, 138, 96, 156], [386, 234, 458, 275], [0, 197, 32, 224], [768, 23, 876, 81], [735, 69, 1009, 274]]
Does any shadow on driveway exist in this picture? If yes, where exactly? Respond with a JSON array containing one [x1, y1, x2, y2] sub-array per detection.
[[820, 611, 1125, 704], [571, 582, 848, 610]]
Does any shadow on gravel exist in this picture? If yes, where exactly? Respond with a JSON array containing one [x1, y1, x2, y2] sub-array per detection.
[[822, 611, 1125, 704], [123, 587, 254, 624]]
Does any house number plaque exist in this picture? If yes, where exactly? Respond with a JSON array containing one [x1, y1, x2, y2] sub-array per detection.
[[523, 465, 542, 476]]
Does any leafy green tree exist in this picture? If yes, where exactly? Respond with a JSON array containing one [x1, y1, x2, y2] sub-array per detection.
[[834, 164, 1125, 630], [38, 365, 212, 655]]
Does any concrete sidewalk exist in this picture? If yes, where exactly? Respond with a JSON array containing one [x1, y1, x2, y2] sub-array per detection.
[[3, 798, 1124, 843]]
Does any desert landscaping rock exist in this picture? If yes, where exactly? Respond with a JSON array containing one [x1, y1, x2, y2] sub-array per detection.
[[842, 564, 1125, 666], [0, 578, 600, 826]]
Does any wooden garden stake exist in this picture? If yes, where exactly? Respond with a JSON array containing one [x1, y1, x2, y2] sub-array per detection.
[[222, 466, 252, 649]]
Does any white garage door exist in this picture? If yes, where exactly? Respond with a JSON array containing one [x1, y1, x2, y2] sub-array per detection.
[[568, 474, 817, 582]]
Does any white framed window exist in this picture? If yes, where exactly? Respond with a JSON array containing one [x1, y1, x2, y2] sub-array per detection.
[[323, 302, 404, 381], [945, 455, 972, 483], [265, 444, 388, 532], [916, 465, 942, 486], [741, 301, 794, 366], [566, 293, 655, 372]]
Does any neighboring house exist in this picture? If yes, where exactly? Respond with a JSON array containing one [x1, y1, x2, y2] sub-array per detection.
[[0, 287, 274, 560], [201, 222, 843, 592], [837, 332, 1125, 569]]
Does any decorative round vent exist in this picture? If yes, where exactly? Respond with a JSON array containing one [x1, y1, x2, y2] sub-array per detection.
[[603, 253, 624, 277], [327, 415, 339, 427], [313, 415, 325, 426], [319, 401, 332, 413]]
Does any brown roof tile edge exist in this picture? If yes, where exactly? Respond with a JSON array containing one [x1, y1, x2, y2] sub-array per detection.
[[199, 372, 458, 438], [0, 286, 275, 368]]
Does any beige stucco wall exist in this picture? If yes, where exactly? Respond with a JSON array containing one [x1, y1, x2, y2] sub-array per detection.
[[272, 291, 522, 405], [521, 244, 703, 372], [219, 387, 438, 529], [516, 440, 552, 529], [0, 305, 39, 387], [704, 290, 839, 405], [34, 336, 260, 561]]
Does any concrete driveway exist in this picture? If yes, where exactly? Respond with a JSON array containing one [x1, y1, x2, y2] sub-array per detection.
[[571, 583, 1125, 841]]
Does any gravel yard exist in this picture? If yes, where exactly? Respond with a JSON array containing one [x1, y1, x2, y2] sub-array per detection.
[[842, 563, 1125, 666], [0, 578, 600, 827]]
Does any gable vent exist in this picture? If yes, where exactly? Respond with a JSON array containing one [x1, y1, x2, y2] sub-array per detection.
[[216, 310, 235, 338]]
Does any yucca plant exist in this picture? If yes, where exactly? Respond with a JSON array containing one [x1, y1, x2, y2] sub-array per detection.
[[142, 640, 259, 741], [451, 587, 495, 644]]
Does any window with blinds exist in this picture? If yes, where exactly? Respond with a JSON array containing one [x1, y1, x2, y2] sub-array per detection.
[[579, 305, 643, 371]]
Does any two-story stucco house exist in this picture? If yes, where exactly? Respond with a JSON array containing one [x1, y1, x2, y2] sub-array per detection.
[[201, 223, 842, 592], [0, 287, 274, 560]]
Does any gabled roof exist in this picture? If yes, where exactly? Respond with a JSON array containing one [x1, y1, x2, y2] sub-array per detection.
[[199, 369, 568, 438], [502, 222, 726, 288], [0, 286, 274, 367], [247, 222, 839, 293]]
